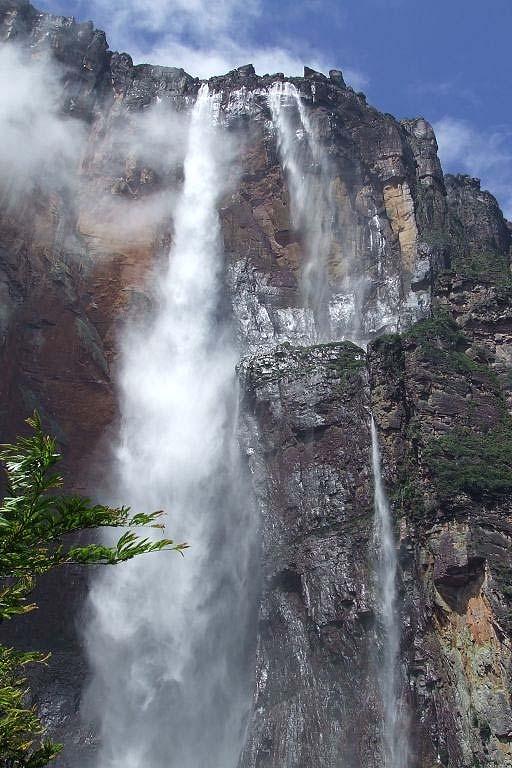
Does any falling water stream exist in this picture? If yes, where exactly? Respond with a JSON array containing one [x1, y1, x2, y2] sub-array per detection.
[[371, 417, 408, 768], [85, 84, 253, 768], [268, 81, 336, 340], [269, 80, 407, 764], [84, 77, 407, 768]]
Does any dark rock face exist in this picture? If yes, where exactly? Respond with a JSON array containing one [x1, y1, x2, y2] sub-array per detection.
[[239, 343, 378, 766], [444, 175, 512, 289], [207, 62, 451, 344], [445, 175, 511, 271], [0, 0, 111, 119], [0, 1, 512, 766]]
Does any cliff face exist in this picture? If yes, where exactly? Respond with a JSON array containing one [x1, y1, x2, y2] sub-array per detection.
[[239, 343, 376, 767], [1, 1, 512, 766], [368, 306, 512, 766]]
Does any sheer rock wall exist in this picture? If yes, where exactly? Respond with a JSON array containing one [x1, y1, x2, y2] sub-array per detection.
[[1, 1, 512, 765]]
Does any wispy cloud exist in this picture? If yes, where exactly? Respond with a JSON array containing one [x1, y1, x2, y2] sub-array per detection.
[[100, 0, 260, 47], [411, 80, 480, 107], [76, 0, 367, 86], [434, 116, 512, 219]]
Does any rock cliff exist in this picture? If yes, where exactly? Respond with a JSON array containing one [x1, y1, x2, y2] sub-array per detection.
[[0, 0, 511, 766]]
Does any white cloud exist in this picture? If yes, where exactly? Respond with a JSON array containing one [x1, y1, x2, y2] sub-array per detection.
[[434, 116, 512, 219], [84, 0, 367, 87], [135, 34, 364, 83], [96, 0, 261, 40], [130, 36, 311, 78]]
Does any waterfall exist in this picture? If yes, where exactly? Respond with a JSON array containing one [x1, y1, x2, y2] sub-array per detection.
[[269, 80, 408, 764], [267, 81, 335, 340], [370, 417, 408, 768], [84, 84, 254, 768]]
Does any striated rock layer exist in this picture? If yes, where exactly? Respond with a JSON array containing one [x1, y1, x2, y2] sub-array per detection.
[[0, 0, 512, 765]]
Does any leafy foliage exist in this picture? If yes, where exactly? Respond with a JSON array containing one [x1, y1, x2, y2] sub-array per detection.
[[0, 646, 61, 768], [0, 413, 187, 767]]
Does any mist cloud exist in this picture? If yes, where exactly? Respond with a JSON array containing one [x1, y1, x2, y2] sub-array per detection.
[[0, 45, 86, 203], [80, 96, 241, 245]]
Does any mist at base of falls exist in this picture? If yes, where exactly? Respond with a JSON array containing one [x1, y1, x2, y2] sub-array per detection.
[[371, 417, 409, 768], [83, 85, 257, 768]]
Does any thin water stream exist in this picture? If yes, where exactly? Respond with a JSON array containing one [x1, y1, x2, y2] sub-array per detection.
[[269, 80, 408, 766], [371, 416, 408, 768], [268, 81, 335, 340]]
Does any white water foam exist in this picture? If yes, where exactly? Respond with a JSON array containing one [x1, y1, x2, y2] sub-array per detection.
[[84, 84, 255, 768]]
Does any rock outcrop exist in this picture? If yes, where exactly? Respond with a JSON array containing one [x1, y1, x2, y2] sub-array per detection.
[[368, 300, 512, 766], [0, 0, 512, 766], [239, 343, 377, 766]]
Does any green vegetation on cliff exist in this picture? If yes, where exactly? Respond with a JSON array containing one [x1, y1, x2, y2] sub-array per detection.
[[404, 310, 465, 347], [0, 414, 187, 768], [374, 310, 512, 515], [325, 342, 366, 384], [424, 422, 512, 501], [405, 313, 512, 501], [452, 250, 512, 286], [404, 311, 503, 389]]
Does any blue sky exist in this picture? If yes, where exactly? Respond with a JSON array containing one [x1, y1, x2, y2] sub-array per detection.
[[38, 0, 512, 217]]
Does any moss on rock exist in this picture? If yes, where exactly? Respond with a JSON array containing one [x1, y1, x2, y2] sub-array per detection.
[[424, 422, 512, 502], [452, 249, 512, 286]]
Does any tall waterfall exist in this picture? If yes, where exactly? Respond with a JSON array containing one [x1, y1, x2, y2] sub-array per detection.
[[370, 417, 408, 768], [268, 81, 336, 340], [269, 80, 407, 764], [84, 84, 254, 768]]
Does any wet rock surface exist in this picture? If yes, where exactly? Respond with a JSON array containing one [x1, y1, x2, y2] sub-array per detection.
[[368, 285, 512, 765], [239, 343, 378, 767], [0, 1, 512, 766]]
